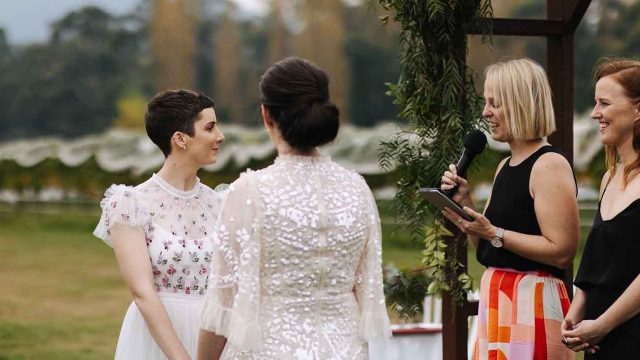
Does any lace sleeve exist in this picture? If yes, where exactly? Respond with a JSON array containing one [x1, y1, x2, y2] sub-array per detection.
[[354, 182, 392, 341], [213, 183, 229, 196], [93, 185, 148, 247], [93, 184, 148, 248], [200, 171, 263, 349]]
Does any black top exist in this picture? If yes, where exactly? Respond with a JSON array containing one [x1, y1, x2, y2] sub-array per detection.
[[575, 186, 640, 291], [477, 145, 570, 279], [575, 180, 640, 359]]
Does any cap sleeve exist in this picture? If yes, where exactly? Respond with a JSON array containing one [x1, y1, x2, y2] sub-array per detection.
[[199, 183, 229, 221], [213, 183, 229, 196], [93, 184, 148, 247]]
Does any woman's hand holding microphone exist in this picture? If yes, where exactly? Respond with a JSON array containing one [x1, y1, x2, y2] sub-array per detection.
[[440, 164, 499, 240]]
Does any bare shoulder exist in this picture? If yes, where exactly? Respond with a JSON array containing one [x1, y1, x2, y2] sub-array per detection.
[[497, 157, 509, 169], [530, 152, 575, 193], [599, 170, 612, 197], [532, 152, 573, 177]]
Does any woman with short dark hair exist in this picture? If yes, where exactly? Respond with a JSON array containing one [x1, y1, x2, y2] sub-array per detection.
[[197, 57, 391, 359], [94, 89, 225, 359]]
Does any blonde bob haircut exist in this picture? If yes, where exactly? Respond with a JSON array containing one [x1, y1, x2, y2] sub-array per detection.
[[485, 58, 556, 140]]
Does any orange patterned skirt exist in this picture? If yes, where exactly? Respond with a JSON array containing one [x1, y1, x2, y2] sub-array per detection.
[[473, 267, 574, 360]]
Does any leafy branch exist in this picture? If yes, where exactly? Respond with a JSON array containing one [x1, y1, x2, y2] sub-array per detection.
[[372, 0, 492, 313]]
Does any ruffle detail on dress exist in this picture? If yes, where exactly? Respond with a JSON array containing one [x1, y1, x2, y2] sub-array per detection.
[[359, 299, 393, 341], [200, 298, 263, 350], [93, 184, 149, 247], [213, 183, 229, 194]]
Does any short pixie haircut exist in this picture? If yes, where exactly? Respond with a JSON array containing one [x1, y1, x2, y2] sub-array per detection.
[[145, 89, 215, 157], [485, 58, 556, 140]]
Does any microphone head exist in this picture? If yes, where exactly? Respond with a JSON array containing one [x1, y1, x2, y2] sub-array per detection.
[[464, 129, 487, 155]]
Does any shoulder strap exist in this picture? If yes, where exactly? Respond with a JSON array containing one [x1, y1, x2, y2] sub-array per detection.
[[600, 172, 614, 202]]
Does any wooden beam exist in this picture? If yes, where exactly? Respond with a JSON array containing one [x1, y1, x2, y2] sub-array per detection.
[[547, 0, 575, 301], [468, 0, 592, 37], [566, 0, 592, 32], [463, 300, 479, 319], [442, 291, 470, 360], [441, 223, 471, 360]]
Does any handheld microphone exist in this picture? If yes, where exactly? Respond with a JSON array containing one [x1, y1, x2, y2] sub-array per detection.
[[445, 129, 487, 196]]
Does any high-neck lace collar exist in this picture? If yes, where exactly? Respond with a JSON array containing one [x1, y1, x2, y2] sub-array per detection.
[[274, 153, 331, 165], [151, 173, 200, 198]]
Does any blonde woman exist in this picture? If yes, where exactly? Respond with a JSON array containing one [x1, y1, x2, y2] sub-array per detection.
[[441, 58, 578, 359], [563, 59, 640, 359]]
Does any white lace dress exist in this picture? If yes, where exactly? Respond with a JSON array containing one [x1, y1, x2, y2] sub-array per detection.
[[94, 174, 225, 359], [200, 154, 392, 360]]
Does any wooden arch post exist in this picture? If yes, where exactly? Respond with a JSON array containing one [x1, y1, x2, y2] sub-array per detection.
[[441, 1, 592, 359]]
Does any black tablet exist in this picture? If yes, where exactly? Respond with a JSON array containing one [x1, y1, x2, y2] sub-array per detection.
[[418, 188, 473, 221]]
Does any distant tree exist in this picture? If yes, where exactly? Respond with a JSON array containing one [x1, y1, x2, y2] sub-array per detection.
[[213, 1, 245, 123], [0, 7, 147, 139], [236, 19, 268, 126], [0, 28, 8, 61], [267, 0, 293, 65], [150, 0, 198, 91], [195, 19, 215, 96], [344, 4, 400, 126], [114, 90, 148, 130], [345, 37, 399, 126], [573, 12, 607, 114], [512, 0, 630, 113], [296, 0, 350, 122], [610, 1, 640, 58], [0, 28, 11, 137]]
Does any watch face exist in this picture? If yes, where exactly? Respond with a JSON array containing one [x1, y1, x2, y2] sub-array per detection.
[[490, 237, 503, 248]]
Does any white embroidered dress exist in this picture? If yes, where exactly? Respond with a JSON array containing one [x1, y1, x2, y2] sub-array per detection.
[[94, 174, 225, 359], [201, 155, 392, 359]]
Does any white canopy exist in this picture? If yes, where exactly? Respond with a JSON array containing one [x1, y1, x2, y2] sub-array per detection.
[[0, 114, 600, 175]]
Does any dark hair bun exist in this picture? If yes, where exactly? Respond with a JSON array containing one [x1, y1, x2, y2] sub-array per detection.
[[281, 102, 339, 150], [260, 57, 340, 151]]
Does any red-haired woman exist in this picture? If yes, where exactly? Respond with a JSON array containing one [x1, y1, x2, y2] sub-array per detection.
[[564, 59, 640, 359]]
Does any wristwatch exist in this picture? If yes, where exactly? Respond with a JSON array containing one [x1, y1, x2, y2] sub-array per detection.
[[490, 227, 505, 248]]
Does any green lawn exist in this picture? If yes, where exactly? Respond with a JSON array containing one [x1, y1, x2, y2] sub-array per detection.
[[0, 210, 128, 359], [0, 204, 594, 359]]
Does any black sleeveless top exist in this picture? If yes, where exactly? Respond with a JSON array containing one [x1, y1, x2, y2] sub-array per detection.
[[574, 179, 640, 359], [575, 184, 640, 291], [477, 145, 570, 279]]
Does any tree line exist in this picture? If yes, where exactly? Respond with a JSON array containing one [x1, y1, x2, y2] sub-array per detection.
[[1, 0, 640, 140], [0, 0, 400, 139]]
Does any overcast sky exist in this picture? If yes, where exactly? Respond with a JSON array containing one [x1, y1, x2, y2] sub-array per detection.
[[0, 0, 268, 44]]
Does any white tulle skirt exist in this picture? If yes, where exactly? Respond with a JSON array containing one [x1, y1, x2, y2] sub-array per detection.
[[114, 292, 205, 360]]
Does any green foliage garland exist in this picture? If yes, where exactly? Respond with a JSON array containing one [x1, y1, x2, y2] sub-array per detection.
[[372, 0, 492, 309]]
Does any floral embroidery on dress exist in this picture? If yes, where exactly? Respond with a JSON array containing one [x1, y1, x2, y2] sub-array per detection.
[[94, 174, 226, 296]]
